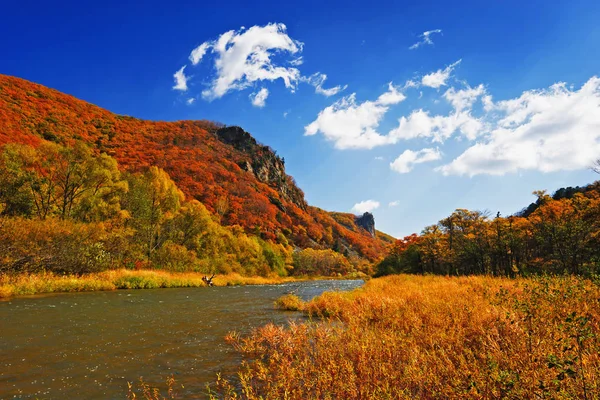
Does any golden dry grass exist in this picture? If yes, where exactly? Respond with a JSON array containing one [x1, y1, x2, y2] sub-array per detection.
[[215, 274, 600, 399], [274, 293, 305, 311], [0, 270, 298, 299]]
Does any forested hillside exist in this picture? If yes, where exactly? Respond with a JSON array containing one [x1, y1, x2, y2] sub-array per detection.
[[0, 74, 393, 276], [376, 184, 600, 277]]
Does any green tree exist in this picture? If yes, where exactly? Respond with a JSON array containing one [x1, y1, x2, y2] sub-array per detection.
[[124, 167, 184, 260], [0, 144, 35, 216]]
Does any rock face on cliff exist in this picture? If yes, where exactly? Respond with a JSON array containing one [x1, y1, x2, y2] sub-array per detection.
[[216, 126, 307, 210], [355, 212, 376, 237]]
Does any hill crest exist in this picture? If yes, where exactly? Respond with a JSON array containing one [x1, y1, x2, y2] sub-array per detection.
[[0, 74, 393, 262]]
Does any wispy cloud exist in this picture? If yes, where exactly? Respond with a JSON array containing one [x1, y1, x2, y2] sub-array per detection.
[[189, 42, 211, 65], [409, 29, 442, 50], [422, 59, 461, 89], [301, 73, 347, 97], [389, 200, 400, 207], [173, 66, 189, 91]]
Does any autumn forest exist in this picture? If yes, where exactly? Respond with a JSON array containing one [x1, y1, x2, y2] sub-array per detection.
[[0, 74, 395, 287]]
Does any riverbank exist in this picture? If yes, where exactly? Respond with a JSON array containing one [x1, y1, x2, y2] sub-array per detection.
[[215, 274, 600, 399], [0, 269, 323, 299]]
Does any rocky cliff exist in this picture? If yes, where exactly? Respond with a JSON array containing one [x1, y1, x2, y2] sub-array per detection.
[[216, 126, 307, 210], [355, 212, 376, 237]]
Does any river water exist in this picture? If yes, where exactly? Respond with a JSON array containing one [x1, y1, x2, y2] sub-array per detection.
[[0, 280, 362, 399]]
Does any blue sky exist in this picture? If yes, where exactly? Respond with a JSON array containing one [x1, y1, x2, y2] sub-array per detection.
[[2, 0, 600, 237]]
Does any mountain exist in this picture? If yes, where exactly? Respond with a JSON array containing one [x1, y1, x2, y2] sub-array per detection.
[[0, 74, 394, 262]]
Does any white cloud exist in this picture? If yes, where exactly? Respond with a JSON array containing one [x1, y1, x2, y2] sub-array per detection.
[[374, 156, 384, 160], [351, 200, 380, 214], [390, 148, 442, 173], [482, 94, 494, 112], [173, 66, 189, 91], [444, 84, 486, 111], [377, 82, 407, 105], [387, 82, 487, 143], [409, 29, 442, 50], [189, 42, 211, 65], [304, 83, 406, 149], [389, 200, 400, 207], [389, 108, 485, 143], [289, 57, 304, 66], [439, 77, 600, 176], [181, 23, 350, 104], [186, 98, 195, 105], [283, 111, 289, 118], [404, 79, 420, 89], [303, 56, 600, 178], [249, 87, 269, 108], [301, 73, 347, 97], [422, 59, 461, 89], [186, 23, 303, 100]]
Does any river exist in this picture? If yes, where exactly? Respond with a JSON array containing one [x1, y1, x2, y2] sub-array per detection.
[[0, 280, 362, 399]]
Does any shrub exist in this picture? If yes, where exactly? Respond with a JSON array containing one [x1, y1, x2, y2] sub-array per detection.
[[275, 294, 304, 311]]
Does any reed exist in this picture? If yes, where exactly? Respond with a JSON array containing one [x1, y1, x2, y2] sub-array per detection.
[[0, 270, 298, 299], [215, 274, 600, 399], [274, 293, 305, 311]]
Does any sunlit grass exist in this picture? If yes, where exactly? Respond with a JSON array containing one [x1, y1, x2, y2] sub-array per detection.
[[0, 270, 299, 299], [215, 274, 600, 399], [275, 293, 305, 311]]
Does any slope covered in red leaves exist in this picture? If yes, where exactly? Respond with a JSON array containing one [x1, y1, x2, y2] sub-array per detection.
[[0, 74, 393, 261]]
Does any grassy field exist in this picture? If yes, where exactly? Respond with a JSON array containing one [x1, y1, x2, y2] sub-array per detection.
[[0, 269, 299, 299], [211, 274, 600, 399]]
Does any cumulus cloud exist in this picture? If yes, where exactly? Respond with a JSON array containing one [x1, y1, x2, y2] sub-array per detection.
[[409, 29, 442, 50], [301, 73, 347, 97], [184, 23, 303, 100], [249, 87, 269, 107], [439, 77, 600, 176], [177, 23, 349, 106], [389, 200, 400, 207], [304, 83, 406, 149], [186, 98, 195, 105], [390, 148, 442, 173], [422, 59, 461, 89], [351, 200, 380, 214], [388, 84, 487, 142], [173, 66, 189, 91], [444, 84, 486, 112], [304, 56, 600, 178], [389, 108, 485, 142]]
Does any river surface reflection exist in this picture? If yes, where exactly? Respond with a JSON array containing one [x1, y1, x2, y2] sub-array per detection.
[[0, 280, 362, 399]]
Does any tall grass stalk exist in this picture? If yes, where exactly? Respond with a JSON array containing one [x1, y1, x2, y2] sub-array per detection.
[[215, 274, 600, 399]]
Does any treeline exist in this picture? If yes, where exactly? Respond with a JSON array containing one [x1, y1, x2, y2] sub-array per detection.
[[377, 187, 600, 277], [0, 142, 352, 277]]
